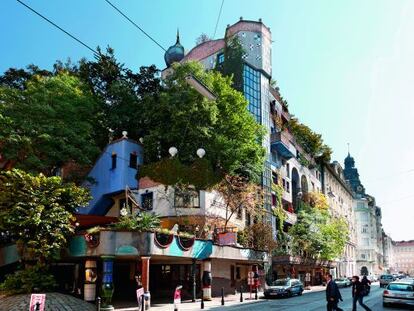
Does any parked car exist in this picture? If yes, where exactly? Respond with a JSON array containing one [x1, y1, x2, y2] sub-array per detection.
[[335, 278, 352, 288], [380, 274, 395, 288], [383, 281, 414, 307], [367, 275, 378, 282], [264, 278, 304, 298]]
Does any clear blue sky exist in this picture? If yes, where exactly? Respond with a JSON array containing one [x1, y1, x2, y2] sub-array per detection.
[[1, 0, 413, 240]]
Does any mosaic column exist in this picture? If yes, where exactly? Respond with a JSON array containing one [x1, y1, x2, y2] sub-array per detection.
[[202, 259, 212, 301], [101, 256, 115, 311], [141, 256, 151, 308]]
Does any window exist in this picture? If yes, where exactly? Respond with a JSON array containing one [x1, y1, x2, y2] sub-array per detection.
[[217, 52, 224, 64], [141, 192, 153, 210], [174, 187, 200, 208], [245, 212, 251, 226], [286, 181, 290, 193], [286, 163, 290, 178], [129, 152, 138, 169], [362, 225, 368, 234], [272, 172, 278, 184], [237, 206, 242, 219], [243, 64, 261, 123], [111, 153, 117, 169]]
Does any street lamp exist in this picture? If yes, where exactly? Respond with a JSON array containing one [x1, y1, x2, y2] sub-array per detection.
[[168, 147, 206, 159], [169, 146, 178, 157]]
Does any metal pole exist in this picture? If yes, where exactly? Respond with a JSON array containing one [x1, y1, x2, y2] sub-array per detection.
[[221, 287, 224, 305], [192, 259, 196, 302], [240, 285, 243, 302], [141, 294, 145, 311], [96, 297, 101, 311], [255, 287, 258, 300], [201, 296, 204, 309]]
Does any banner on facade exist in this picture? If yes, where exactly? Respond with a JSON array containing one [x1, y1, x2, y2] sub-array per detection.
[[29, 294, 45, 311]]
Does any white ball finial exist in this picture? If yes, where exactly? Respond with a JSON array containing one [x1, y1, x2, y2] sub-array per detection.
[[122, 131, 128, 138], [196, 148, 206, 158], [139, 137, 144, 144], [169, 146, 178, 157]]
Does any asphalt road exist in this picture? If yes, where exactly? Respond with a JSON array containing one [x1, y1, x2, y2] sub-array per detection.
[[211, 284, 414, 311]]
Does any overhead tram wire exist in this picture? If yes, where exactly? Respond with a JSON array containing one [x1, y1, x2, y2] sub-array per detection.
[[103, 0, 167, 52], [212, 0, 225, 39], [16, 0, 100, 57]]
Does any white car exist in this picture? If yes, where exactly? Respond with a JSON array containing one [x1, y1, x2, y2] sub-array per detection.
[[383, 281, 414, 308]]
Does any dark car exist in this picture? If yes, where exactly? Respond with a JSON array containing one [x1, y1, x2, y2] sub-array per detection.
[[264, 278, 304, 298]]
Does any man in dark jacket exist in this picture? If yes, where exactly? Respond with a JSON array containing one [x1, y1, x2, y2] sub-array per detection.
[[326, 274, 344, 311], [352, 276, 372, 311]]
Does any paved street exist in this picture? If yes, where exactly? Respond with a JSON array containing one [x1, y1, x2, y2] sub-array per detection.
[[204, 284, 413, 311]]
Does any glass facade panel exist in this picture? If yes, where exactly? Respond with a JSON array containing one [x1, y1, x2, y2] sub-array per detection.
[[243, 64, 261, 123]]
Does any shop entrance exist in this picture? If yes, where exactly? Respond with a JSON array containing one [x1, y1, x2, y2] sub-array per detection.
[[150, 263, 201, 301]]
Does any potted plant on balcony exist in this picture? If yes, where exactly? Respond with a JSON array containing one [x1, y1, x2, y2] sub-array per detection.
[[177, 232, 195, 250], [154, 228, 174, 248]]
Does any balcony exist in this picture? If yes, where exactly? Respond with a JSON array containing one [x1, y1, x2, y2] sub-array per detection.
[[283, 208, 297, 225], [271, 131, 296, 159]]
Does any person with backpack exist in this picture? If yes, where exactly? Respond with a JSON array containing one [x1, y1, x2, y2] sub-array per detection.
[[352, 276, 372, 311]]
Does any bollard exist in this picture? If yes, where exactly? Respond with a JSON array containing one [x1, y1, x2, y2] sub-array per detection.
[[35, 302, 40, 311], [201, 296, 204, 309], [255, 288, 258, 300], [240, 285, 243, 302], [96, 297, 101, 311], [221, 287, 224, 305], [141, 294, 145, 311]]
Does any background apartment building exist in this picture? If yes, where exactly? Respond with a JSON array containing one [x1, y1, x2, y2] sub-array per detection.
[[393, 240, 414, 275]]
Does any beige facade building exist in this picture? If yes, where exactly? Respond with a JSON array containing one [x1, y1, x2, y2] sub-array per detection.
[[393, 240, 414, 275], [322, 162, 357, 278]]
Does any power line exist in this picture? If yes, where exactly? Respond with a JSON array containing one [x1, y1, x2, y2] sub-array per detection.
[[103, 0, 167, 52], [16, 0, 99, 57], [212, 0, 225, 39]]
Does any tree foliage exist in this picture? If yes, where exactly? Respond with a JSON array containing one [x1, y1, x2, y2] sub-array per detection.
[[0, 48, 161, 179], [289, 202, 348, 261], [214, 175, 264, 231], [288, 117, 332, 163], [139, 61, 265, 184], [0, 72, 103, 175], [0, 169, 90, 262], [218, 36, 244, 91], [238, 222, 278, 253]]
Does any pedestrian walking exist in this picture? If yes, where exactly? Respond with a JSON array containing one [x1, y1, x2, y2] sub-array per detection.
[[361, 276, 371, 295], [351, 276, 372, 311], [325, 274, 344, 311]]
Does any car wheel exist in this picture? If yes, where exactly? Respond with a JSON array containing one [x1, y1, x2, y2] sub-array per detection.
[[287, 291, 292, 297], [383, 302, 389, 307], [298, 290, 303, 296]]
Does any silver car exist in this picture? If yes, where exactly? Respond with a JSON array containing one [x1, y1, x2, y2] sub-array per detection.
[[383, 281, 414, 307], [380, 274, 395, 288], [264, 278, 304, 298]]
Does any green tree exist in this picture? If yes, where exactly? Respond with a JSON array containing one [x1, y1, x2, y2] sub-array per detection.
[[139, 61, 265, 185], [0, 169, 90, 262], [218, 36, 244, 91], [288, 117, 332, 163], [77, 47, 161, 142], [0, 72, 103, 176], [288, 202, 348, 261]]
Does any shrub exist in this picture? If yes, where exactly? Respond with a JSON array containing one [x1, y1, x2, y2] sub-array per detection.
[[0, 264, 56, 294]]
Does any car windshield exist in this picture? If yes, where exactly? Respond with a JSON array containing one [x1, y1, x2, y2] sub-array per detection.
[[335, 279, 344, 282], [272, 279, 289, 286], [388, 284, 414, 292], [381, 275, 392, 279]]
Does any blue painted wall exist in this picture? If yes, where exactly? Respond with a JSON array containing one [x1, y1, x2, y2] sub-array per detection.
[[80, 138, 143, 215]]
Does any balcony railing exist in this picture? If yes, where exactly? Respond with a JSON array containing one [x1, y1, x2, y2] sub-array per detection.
[[270, 131, 296, 159]]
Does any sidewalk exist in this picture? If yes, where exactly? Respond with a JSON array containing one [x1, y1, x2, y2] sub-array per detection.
[[114, 286, 326, 311]]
